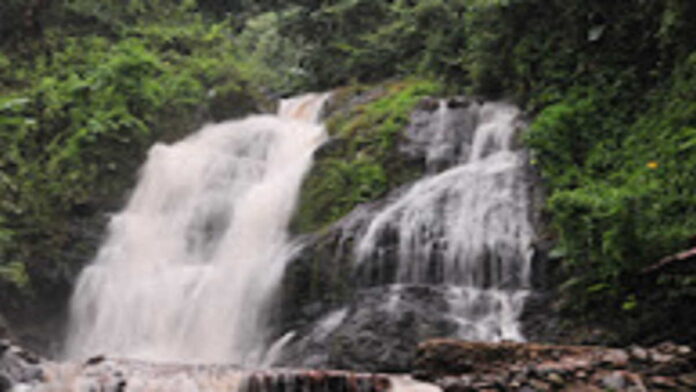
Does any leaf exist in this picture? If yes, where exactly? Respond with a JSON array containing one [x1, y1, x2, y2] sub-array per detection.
[[0, 262, 29, 288], [622, 295, 638, 311], [586, 282, 609, 293]]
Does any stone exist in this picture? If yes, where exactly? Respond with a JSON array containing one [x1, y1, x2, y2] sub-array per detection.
[[629, 346, 649, 362], [624, 372, 648, 392], [602, 349, 630, 368], [0, 374, 11, 392], [0, 316, 10, 340], [649, 376, 678, 388], [601, 371, 626, 390], [678, 373, 696, 387], [656, 341, 679, 355], [650, 352, 675, 364], [528, 379, 551, 391], [677, 346, 692, 356], [546, 372, 564, 386], [440, 376, 472, 392]]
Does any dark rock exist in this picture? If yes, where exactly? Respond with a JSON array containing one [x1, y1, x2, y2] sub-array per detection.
[[656, 341, 680, 355], [678, 373, 696, 387], [0, 316, 9, 341], [0, 341, 45, 388], [546, 372, 565, 386], [649, 375, 678, 388], [276, 285, 457, 372], [86, 355, 106, 366]]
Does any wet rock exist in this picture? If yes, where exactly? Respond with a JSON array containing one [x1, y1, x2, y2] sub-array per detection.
[[277, 285, 457, 372], [0, 340, 44, 388]]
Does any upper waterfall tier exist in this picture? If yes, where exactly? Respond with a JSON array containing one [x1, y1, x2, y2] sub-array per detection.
[[355, 102, 533, 289], [64, 93, 329, 364]]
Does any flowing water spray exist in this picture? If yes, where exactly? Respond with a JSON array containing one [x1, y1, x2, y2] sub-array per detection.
[[271, 100, 537, 370], [354, 101, 534, 341], [64, 93, 329, 364]]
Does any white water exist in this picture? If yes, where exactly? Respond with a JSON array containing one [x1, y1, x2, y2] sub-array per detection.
[[355, 102, 533, 341], [64, 93, 329, 364]]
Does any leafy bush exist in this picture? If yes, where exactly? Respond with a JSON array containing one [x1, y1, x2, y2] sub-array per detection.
[[526, 52, 696, 313], [0, 4, 260, 303]]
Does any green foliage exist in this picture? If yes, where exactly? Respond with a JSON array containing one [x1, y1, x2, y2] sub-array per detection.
[[526, 52, 696, 311], [235, 10, 309, 95], [276, 0, 468, 89], [292, 80, 442, 233], [0, 3, 260, 299]]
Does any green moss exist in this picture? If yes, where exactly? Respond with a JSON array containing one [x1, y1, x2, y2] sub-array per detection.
[[292, 79, 442, 233]]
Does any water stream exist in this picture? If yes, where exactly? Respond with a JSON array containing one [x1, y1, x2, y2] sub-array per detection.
[[354, 101, 533, 341], [64, 93, 329, 365]]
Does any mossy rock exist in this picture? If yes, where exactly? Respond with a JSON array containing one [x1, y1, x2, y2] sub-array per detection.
[[291, 79, 442, 234]]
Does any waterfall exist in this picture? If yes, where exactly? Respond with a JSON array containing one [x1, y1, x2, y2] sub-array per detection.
[[354, 101, 533, 341], [64, 93, 330, 364], [271, 99, 538, 370]]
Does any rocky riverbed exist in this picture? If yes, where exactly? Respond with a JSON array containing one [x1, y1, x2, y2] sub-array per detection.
[[415, 339, 696, 391], [3, 338, 695, 391]]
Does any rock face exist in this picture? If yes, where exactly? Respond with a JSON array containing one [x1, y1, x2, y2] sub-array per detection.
[[276, 285, 458, 372], [0, 340, 44, 390], [0, 316, 10, 340], [414, 339, 696, 391]]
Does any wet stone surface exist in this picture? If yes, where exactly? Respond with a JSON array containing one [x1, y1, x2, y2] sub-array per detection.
[[415, 339, 696, 391]]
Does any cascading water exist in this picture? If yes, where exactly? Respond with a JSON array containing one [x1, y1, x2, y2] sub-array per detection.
[[354, 101, 533, 342], [274, 99, 537, 370], [64, 93, 330, 365]]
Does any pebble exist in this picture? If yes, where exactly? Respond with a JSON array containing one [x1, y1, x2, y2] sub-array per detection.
[[602, 349, 630, 368], [650, 352, 675, 364], [677, 346, 692, 355], [601, 371, 626, 390], [629, 346, 649, 362]]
